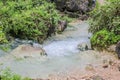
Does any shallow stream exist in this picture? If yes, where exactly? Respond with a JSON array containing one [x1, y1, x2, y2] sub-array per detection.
[[0, 22, 103, 79]]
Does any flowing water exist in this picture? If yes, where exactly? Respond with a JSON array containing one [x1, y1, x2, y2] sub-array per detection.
[[0, 22, 103, 79]]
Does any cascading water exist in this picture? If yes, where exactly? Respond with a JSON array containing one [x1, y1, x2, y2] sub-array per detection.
[[0, 22, 102, 79]]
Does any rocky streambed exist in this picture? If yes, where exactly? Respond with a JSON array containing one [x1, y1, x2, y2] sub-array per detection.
[[0, 21, 120, 80]]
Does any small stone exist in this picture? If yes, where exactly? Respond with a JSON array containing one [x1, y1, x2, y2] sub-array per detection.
[[107, 45, 116, 52], [118, 66, 120, 71], [85, 64, 95, 71], [115, 41, 120, 59], [102, 64, 108, 68], [77, 42, 88, 51], [91, 75, 104, 80]]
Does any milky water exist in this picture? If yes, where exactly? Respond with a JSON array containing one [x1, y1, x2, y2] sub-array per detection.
[[0, 22, 102, 79], [43, 38, 88, 57]]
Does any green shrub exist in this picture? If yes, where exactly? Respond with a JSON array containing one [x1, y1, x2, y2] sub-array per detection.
[[0, 0, 70, 43], [89, 0, 120, 48], [91, 29, 120, 48], [89, 0, 120, 33], [0, 26, 8, 44], [0, 68, 31, 80]]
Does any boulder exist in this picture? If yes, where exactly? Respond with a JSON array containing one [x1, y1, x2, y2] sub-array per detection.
[[10, 44, 47, 58], [51, 0, 96, 18], [66, 0, 80, 12], [53, 0, 66, 11], [115, 41, 120, 59]]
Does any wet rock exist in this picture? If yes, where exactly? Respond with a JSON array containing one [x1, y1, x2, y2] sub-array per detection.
[[115, 41, 120, 59], [10, 44, 47, 58], [11, 38, 33, 49], [57, 20, 67, 33], [32, 42, 43, 48], [77, 42, 88, 51], [10, 38, 44, 50]]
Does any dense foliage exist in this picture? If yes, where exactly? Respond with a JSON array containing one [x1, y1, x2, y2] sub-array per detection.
[[89, 0, 120, 48], [0, 0, 70, 43]]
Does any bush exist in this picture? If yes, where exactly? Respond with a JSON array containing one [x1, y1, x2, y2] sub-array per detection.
[[0, 26, 8, 43], [91, 30, 120, 48], [0, 68, 31, 80], [89, 0, 120, 48], [89, 0, 120, 34], [0, 0, 70, 43]]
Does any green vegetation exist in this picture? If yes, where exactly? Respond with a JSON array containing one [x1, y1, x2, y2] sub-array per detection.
[[0, 26, 8, 44], [0, 68, 31, 80], [0, 0, 70, 43], [89, 0, 120, 48], [91, 29, 120, 48]]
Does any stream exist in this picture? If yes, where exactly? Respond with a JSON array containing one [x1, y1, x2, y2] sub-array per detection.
[[0, 21, 104, 79]]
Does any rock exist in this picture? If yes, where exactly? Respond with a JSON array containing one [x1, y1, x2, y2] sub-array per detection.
[[85, 64, 95, 71], [53, 0, 66, 12], [77, 42, 88, 51], [11, 38, 33, 49], [118, 65, 120, 71], [91, 75, 104, 80], [57, 20, 67, 33], [107, 45, 116, 52], [10, 44, 47, 58], [102, 64, 108, 68], [64, 11, 80, 18], [79, 15, 88, 20], [51, 0, 96, 18], [32, 42, 43, 48], [115, 41, 120, 59], [47, 18, 56, 37], [66, 0, 80, 12]]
